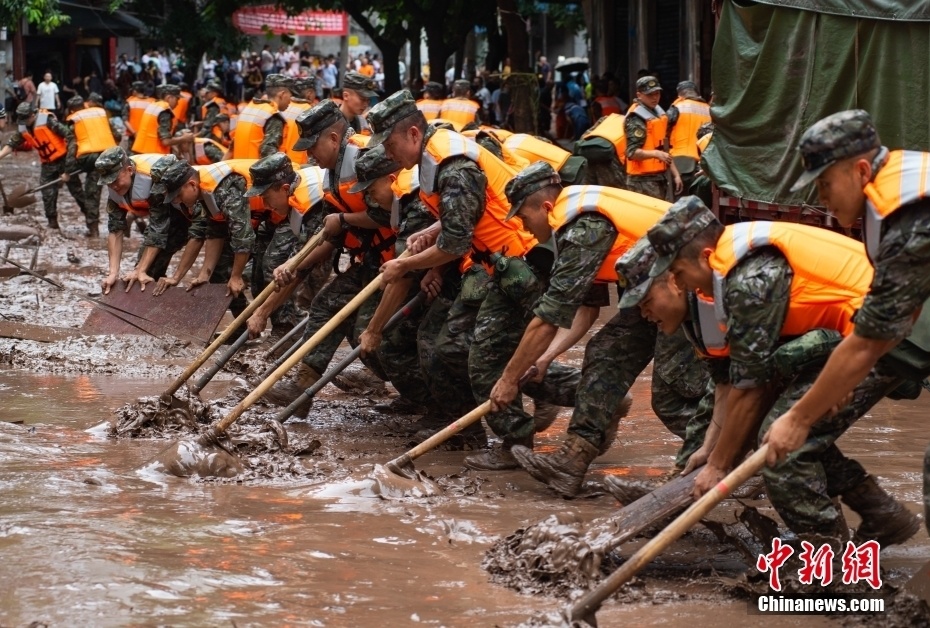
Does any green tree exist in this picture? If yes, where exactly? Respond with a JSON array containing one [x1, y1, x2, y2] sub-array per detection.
[[0, 0, 69, 33]]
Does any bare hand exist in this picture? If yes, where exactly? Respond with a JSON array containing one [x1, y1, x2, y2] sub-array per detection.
[[273, 262, 297, 288], [653, 150, 672, 165], [152, 276, 178, 296], [762, 410, 811, 466], [673, 174, 683, 195], [59, 173, 70, 184], [186, 274, 209, 291], [123, 269, 154, 292], [526, 359, 548, 383], [226, 275, 245, 298], [693, 463, 728, 499], [359, 329, 382, 357], [247, 312, 267, 339], [406, 228, 438, 255], [379, 258, 407, 287], [489, 377, 519, 412], [419, 267, 443, 300], [681, 445, 710, 476], [101, 274, 118, 295], [321, 213, 344, 239]]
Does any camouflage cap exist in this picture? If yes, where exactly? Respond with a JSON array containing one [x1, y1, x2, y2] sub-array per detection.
[[149, 154, 197, 202], [66, 95, 84, 111], [366, 90, 418, 148], [424, 81, 444, 97], [292, 76, 316, 95], [15, 101, 35, 121], [790, 109, 881, 192], [504, 161, 562, 220], [88, 92, 103, 104], [246, 152, 296, 197], [161, 84, 181, 97], [214, 113, 230, 123], [616, 236, 659, 309], [636, 76, 662, 95], [676, 80, 698, 95], [131, 80, 146, 92], [429, 119, 456, 132], [95, 146, 131, 185], [343, 71, 377, 98], [293, 99, 344, 151], [204, 80, 223, 94], [348, 145, 402, 194], [265, 73, 295, 90], [453, 79, 471, 91], [647, 196, 717, 277]]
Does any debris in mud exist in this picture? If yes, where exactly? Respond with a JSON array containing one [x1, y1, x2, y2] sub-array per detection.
[[110, 387, 220, 438]]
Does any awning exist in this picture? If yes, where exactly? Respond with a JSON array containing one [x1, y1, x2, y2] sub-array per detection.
[[232, 7, 348, 36], [57, 1, 146, 37]]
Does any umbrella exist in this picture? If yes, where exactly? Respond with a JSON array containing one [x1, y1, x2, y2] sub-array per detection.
[[555, 57, 589, 74]]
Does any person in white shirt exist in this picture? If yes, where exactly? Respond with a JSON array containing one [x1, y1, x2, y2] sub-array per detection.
[[36, 73, 60, 113]]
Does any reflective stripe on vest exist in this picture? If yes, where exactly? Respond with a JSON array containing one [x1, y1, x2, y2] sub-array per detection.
[[461, 129, 530, 170], [582, 113, 626, 164], [19, 111, 67, 163], [504, 134, 570, 171], [669, 98, 711, 161], [281, 101, 312, 163], [131, 101, 173, 154], [107, 153, 162, 216], [863, 150, 930, 261], [549, 185, 671, 283], [67, 107, 117, 157], [438, 98, 479, 131], [419, 128, 536, 272], [232, 101, 276, 159], [709, 222, 873, 340], [126, 96, 152, 134], [692, 294, 729, 357], [390, 165, 420, 230], [626, 103, 668, 176], [193, 138, 225, 165], [195, 159, 265, 222], [416, 99, 444, 120], [287, 166, 327, 235]]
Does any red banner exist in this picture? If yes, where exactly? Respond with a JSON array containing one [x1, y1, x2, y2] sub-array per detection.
[[232, 7, 348, 36]]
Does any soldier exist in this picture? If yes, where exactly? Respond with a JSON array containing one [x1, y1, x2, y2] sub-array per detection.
[[666, 81, 711, 194], [173, 82, 193, 128], [198, 81, 229, 140], [415, 82, 445, 121], [339, 71, 378, 135], [131, 84, 193, 156], [486, 163, 710, 491], [575, 113, 626, 189], [95, 147, 189, 293], [366, 90, 537, 448], [123, 80, 153, 146], [280, 77, 314, 164], [646, 196, 918, 546], [764, 110, 930, 540], [192, 136, 226, 164], [0, 102, 88, 230], [624, 76, 682, 200], [231, 75, 287, 159], [204, 113, 231, 148], [439, 80, 480, 132], [64, 95, 120, 236]]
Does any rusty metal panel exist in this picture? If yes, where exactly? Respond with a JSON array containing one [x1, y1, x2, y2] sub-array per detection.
[[81, 280, 233, 345]]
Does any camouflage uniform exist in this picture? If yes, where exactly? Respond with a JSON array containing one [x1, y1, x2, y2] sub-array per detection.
[[625, 77, 670, 201], [575, 116, 626, 189], [341, 72, 378, 135], [199, 83, 225, 139], [251, 218, 304, 329], [8, 106, 88, 222], [64, 102, 121, 224], [253, 99, 285, 158]]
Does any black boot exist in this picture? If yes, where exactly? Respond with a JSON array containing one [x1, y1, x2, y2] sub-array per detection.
[[464, 435, 533, 471], [842, 475, 920, 546], [512, 434, 600, 497], [47, 216, 60, 230]]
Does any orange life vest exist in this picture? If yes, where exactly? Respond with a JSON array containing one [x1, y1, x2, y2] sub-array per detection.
[[232, 100, 279, 159], [461, 129, 530, 170], [126, 95, 153, 136], [416, 98, 444, 121], [625, 102, 668, 176], [419, 128, 536, 272], [594, 96, 624, 117], [323, 134, 395, 263], [669, 98, 711, 161], [280, 101, 312, 163], [504, 134, 571, 171], [389, 165, 421, 230], [173, 91, 192, 124], [67, 106, 117, 157], [193, 138, 226, 165], [582, 113, 626, 165], [18, 110, 67, 163], [195, 159, 265, 224], [696, 132, 712, 156], [200, 96, 228, 121], [107, 153, 164, 217], [549, 186, 671, 283], [287, 165, 327, 235], [438, 98, 480, 131], [700, 222, 873, 357], [131, 101, 175, 155], [863, 150, 930, 261]]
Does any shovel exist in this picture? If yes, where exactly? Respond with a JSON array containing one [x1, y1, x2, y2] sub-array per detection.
[[0, 179, 39, 214], [563, 445, 769, 626], [189, 329, 250, 394], [383, 365, 539, 481], [263, 314, 310, 360], [276, 291, 427, 422], [146, 250, 407, 478]]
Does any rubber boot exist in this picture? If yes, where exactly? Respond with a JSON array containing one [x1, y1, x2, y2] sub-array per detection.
[[47, 216, 60, 230], [532, 400, 560, 433], [512, 433, 601, 498], [841, 475, 920, 546], [261, 363, 321, 414], [86, 222, 99, 237], [464, 435, 533, 471]]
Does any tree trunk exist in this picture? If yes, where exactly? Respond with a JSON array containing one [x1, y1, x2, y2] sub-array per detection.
[[483, 14, 505, 76], [423, 20, 455, 84], [498, 0, 529, 71], [498, 0, 534, 133], [379, 42, 403, 93], [408, 27, 421, 86]]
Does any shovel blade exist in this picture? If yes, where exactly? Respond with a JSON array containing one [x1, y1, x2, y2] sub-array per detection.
[[143, 438, 244, 479], [8, 185, 36, 209], [369, 463, 441, 498]]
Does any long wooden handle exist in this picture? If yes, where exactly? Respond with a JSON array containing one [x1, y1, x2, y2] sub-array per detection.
[[164, 230, 326, 397], [567, 445, 769, 623], [212, 250, 409, 435]]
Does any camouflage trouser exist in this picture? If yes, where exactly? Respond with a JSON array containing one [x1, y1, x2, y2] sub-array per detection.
[[568, 305, 711, 462], [378, 281, 439, 410], [625, 174, 668, 201], [40, 159, 88, 222], [759, 361, 901, 536], [298, 261, 386, 380], [416, 267, 463, 420], [469, 262, 581, 443], [76, 153, 103, 223], [583, 158, 626, 189], [140, 210, 189, 281], [252, 221, 303, 329]]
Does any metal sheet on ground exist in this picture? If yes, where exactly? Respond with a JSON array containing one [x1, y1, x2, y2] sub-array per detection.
[[81, 280, 232, 344], [0, 320, 83, 343]]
